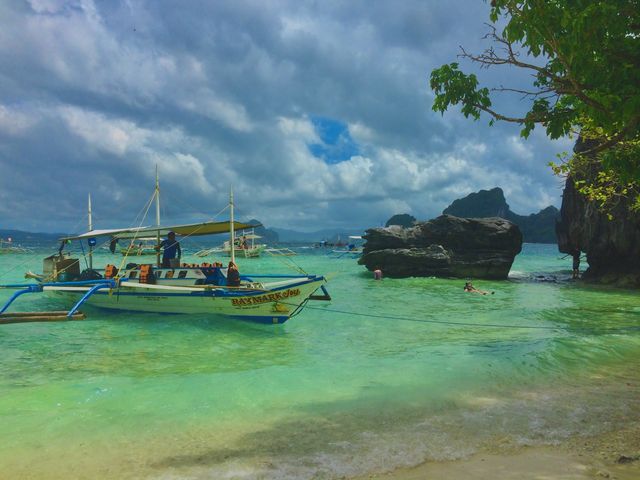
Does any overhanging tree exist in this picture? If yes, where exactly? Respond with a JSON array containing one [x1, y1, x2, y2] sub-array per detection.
[[430, 0, 640, 212]]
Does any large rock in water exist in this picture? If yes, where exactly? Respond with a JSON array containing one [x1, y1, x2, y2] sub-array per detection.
[[556, 138, 640, 287], [358, 215, 522, 279]]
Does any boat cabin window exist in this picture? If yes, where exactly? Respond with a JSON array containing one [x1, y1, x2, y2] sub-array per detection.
[[156, 271, 163, 278], [128, 271, 138, 279], [178, 270, 187, 279]]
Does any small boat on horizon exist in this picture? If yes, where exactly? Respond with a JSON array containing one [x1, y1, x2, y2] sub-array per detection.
[[117, 237, 157, 256], [330, 235, 364, 258], [195, 229, 266, 258], [0, 238, 28, 254]]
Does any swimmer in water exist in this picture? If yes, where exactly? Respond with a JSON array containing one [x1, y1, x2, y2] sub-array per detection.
[[464, 281, 494, 295]]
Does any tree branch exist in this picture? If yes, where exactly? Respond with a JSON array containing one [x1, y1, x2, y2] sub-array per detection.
[[461, 24, 610, 115]]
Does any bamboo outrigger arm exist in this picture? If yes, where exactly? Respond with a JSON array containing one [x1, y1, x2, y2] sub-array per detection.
[[0, 279, 119, 317], [66, 281, 117, 318], [0, 284, 43, 314]]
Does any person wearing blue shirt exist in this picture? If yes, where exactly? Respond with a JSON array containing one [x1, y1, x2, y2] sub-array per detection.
[[160, 231, 181, 267]]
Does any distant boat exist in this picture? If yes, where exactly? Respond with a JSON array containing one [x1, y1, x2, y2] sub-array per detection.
[[0, 238, 28, 254], [265, 247, 297, 256], [1, 176, 330, 324], [195, 229, 266, 258], [330, 236, 364, 258], [118, 237, 157, 256]]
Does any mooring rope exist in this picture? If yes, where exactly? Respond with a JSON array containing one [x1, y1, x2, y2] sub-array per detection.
[[116, 190, 157, 273], [295, 303, 561, 330], [287, 302, 640, 333]]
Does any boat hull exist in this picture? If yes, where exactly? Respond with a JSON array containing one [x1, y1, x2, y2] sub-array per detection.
[[44, 277, 326, 324], [221, 246, 265, 258]]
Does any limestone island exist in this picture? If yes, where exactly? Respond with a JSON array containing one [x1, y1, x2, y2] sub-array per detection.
[[358, 215, 522, 279]]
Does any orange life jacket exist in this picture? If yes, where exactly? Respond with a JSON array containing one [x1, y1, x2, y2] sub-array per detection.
[[105, 264, 118, 279]]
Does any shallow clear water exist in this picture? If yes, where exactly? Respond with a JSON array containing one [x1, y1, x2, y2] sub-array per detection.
[[0, 244, 639, 479]]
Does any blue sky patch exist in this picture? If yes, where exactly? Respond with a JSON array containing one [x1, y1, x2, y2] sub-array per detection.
[[308, 116, 360, 164]]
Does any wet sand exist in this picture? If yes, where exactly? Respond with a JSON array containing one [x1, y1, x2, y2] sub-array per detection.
[[357, 423, 640, 480]]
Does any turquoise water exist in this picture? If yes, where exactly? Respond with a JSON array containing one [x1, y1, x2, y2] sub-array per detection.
[[0, 244, 639, 479]]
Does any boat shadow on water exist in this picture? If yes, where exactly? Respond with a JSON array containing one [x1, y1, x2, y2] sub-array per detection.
[[72, 304, 296, 336]]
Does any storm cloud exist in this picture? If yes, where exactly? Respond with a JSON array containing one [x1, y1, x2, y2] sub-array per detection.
[[0, 0, 572, 233]]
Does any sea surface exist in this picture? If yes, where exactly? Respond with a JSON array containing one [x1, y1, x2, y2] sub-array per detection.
[[0, 244, 639, 479]]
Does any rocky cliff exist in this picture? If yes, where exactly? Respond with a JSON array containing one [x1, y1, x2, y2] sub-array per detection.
[[442, 187, 558, 243], [358, 215, 522, 279], [556, 138, 640, 287], [385, 213, 416, 228], [246, 219, 279, 244]]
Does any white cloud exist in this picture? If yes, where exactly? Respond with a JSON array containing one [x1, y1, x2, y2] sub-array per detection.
[[348, 121, 376, 143], [277, 116, 318, 140], [59, 106, 144, 156], [179, 91, 253, 132], [0, 0, 570, 232], [332, 156, 374, 194], [506, 135, 534, 161], [0, 105, 36, 136], [26, 0, 72, 14]]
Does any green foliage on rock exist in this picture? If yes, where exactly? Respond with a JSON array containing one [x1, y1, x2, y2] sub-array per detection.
[[430, 0, 640, 213]]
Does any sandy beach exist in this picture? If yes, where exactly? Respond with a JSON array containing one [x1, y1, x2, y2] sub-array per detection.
[[358, 423, 640, 480]]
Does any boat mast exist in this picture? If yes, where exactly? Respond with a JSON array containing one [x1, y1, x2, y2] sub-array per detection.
[[88, 193, 93, 270], [155, 166, 161, 267], [230, 188, 235, 264]]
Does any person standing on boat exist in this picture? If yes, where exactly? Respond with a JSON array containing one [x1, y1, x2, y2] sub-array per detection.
[[227, 261, 241, 287], [159, 231, 181, 268]]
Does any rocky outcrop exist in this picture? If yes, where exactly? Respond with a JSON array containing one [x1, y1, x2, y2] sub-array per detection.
[[556, 138, 640, 287], [247, 219, 279, 244], [442, 187, 559, 243], [443, 187, 511, 218], [385, 213, 417, 228], [358, 215, 522, 279]]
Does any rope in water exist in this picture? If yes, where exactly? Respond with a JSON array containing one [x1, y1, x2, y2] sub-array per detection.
[[292, 302, 640, 333], [0, 256, 39, 281], [297, 303, 560, 330]]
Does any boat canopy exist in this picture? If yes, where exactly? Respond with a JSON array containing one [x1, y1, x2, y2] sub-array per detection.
[[61, 220, 260, 241]]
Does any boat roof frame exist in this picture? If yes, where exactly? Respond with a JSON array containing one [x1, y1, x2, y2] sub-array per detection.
[[61, 220, 261, 241]]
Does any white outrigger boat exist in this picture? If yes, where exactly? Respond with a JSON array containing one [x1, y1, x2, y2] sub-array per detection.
[[118, 237, 157, 256], [0, 238, 28, 254], [0, 176, 330, 325], [329, 236, 364, 258], [195, 229, 266, 258]]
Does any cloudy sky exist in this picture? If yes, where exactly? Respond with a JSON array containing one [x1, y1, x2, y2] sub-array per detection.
[[0, 0, 573, 234]]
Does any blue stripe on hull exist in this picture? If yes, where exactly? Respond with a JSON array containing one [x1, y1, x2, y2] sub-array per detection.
[[45, 276, 326, 324], [66, 275, 324, 298], [229, 314, 290, 324]]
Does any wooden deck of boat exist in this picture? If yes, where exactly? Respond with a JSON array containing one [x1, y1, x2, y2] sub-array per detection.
[[0, 311, 86, 324]]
